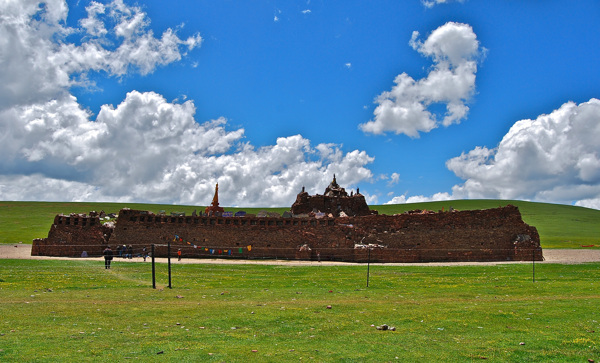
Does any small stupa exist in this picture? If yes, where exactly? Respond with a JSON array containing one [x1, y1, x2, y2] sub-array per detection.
[[205, 183, 225, 215]]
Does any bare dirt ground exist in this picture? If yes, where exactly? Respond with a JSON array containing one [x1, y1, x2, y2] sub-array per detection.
[[1, 243, 599, 266]]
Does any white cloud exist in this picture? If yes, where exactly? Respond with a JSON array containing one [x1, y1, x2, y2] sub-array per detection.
[[0, 0, 201, 111], [385, 99, 600, 210], [446, 99, 600, 205], [360, 22, 482, 137], [385, 192, 452, 205], [421, 0, 465, 8], [0, 0, 375, 207], [302, 9, 312, 14], [0, 92, 375, 205], [79, 1, 108, 37], [387, 172, 400, 186]]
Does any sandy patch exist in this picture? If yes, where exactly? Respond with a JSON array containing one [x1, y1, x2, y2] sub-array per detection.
[[1, 243, 599, 266]]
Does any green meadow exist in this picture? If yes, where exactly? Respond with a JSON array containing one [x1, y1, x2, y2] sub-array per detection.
[[1, 199, 599, 248], [1, 260, 599, 361], [0, 200, 599, 360]]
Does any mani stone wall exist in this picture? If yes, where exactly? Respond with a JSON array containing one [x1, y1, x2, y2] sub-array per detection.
[[291, 176, 372, 217], [31, 214, 113, 257], [291, 190, 372, 217], [106, 205, 542, 263], [347, 206, 542, 262]]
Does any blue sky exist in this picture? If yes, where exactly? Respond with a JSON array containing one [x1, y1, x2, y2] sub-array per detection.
[[1, 0, 599, 209]]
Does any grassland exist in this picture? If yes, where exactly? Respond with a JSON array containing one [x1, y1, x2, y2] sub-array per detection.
[[0, 259, 599, 361], [1, 199, 599, 248]]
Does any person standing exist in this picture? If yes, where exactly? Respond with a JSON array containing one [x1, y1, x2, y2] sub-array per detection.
[[127, 245, 133, 259], [142, 246, 148, 261], [177, 248, 182, 261], [103, 246, 113, 269]]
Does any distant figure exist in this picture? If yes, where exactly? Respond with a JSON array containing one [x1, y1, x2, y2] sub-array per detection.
[[122, 245, 127, 258], [127, 245, 133, 259], [317, 251, 321, 263], [81, 251, 88, 258], [142, 246, 148, 261], [103, 246, 113, 269], [177, 248, 182, 261]]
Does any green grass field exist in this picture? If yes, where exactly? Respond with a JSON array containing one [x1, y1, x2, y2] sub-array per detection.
[[1, 200, 599, 248], [1, 200, 599, 360], [1, 260, 599, 361]]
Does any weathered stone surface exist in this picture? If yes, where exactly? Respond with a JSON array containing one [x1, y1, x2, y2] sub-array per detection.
[[31, 213, 114, 257], [31, 180, 543, 262], [104, 204, 542, 262], [291, 176, 372, 217]]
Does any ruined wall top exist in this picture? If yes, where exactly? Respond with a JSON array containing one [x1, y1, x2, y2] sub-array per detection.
[[291, 175, 371, 217]]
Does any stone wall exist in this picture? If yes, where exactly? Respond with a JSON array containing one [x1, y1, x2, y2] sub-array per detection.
[[31, 205, 542, 262], [31, 214, 113, 257], [103, 205, 542, 262]]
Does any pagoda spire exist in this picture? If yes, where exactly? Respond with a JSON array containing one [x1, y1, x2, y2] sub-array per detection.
[[205, 183, 225, 215], [211, 183, 220, 207]]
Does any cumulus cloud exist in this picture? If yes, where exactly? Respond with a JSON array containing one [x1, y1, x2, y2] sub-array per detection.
[[385, 99, 600, 210], [0, 0, 375, 207], [0, 91, 374, 205], [0, 0, 201, 110], [446, 99, 600, 208], [360, 22, 482, 137]]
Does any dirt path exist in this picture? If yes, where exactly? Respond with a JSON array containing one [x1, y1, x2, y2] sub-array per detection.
[[1, 243, 599, 266]]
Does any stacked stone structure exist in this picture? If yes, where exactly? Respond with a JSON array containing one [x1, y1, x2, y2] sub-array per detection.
[[105, 204, 541, 262], [291, 175, 372, 217], [31, 180, 543, 262], [31, 213, 113, 257]]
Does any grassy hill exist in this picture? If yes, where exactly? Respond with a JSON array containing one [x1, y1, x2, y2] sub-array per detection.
[[0, 200, 598, 248]]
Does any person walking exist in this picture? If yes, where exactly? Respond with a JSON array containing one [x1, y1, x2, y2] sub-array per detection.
[[177, 248, 182, 261], [142, 246, 148, 261], [127, 245, 133, 259], [103, 246, 113, 269]]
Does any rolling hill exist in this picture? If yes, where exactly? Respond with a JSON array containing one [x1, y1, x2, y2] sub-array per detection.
[[0, 200, 598, 248]]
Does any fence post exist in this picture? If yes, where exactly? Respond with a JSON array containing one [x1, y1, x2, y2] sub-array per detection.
[[532, 249, 535, 283], [366, 248, 371, 287], [151, 244, 156, 289], [168, 239, 172, 289]]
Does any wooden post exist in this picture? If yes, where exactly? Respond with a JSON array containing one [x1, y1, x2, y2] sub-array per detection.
[[168, 239, 172, 289], [151, 244, 156, 289], [367, 248, 371, 287]]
